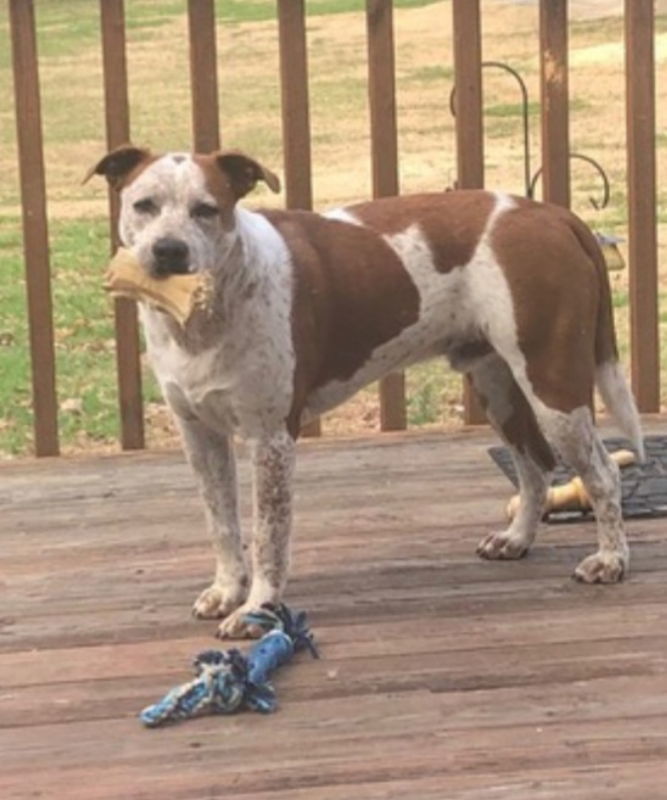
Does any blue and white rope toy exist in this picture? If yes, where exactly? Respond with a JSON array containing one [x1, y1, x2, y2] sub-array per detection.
[[139, 604, 318, 727]]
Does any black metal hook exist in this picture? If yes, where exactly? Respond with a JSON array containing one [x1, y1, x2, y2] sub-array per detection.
[[449, 63, 611, 213], [449, 60, 532, 196], [528, 152, 611, 210]]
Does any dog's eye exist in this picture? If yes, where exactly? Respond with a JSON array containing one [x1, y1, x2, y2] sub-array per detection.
[[133, 198, 159, 215], [191, 202, 219, 220]]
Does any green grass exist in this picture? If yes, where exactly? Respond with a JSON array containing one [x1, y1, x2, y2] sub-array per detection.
[[0, 215, 163, 455], [0, 1, 187, 67], [570, 14, 624, 44], [612, 291, 629, 309], [218, 0, 442, 23], [403, 64, 454, 83], [0, 0, 445, 66], [407, 362, 449, 426], [0, 219, 31, 455], [485, 100, 539, 119]]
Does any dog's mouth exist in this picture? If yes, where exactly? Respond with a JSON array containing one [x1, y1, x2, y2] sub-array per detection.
[[105, 247, 213, 327], [149, 260, 192, 279]]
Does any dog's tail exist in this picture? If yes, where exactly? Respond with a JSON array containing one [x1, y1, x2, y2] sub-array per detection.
[[570, 217, 645, 461], [595, 360, 645, 461]]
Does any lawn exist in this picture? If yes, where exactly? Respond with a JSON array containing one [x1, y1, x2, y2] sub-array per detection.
[[1, 0, 666, 456]]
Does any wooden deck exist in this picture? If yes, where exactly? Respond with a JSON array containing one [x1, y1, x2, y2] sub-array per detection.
[[2, 429, 667, 799]]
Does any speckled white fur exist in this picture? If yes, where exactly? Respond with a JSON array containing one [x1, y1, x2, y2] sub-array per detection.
[[141, 205, 295, 439], [120, 154, 228, 274], [117, 155, 297, 636], [308, 193, 516, 413]]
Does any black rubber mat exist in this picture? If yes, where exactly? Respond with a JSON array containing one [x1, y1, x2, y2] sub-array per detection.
[[488, 436, 667, 523]]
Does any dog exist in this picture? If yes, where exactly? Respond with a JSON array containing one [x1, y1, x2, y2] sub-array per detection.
[[87, 145, 644, 638]]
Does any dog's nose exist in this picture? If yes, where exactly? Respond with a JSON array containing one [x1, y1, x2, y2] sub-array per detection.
[[151, 238, 190, 276]]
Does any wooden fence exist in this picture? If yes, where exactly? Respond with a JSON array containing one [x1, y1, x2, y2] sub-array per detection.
[[8, 0, 659, 456]]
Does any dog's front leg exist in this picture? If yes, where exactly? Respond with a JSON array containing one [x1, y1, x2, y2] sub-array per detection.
[[216, 428, 295, 639], [177, 419, 249, 620]]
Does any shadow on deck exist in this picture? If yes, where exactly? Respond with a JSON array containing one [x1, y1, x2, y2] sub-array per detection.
[[1, 430, 666, 799]]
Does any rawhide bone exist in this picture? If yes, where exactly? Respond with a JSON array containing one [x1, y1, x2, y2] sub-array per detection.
[[104, 247, 213, 326], [506, 449, 636, 520]]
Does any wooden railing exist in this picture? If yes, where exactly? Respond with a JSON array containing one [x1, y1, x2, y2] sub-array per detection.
[[8, 0, 659, 456]]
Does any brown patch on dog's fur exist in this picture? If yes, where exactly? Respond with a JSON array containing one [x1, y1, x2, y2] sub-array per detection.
[[475, 364, 556, 472], [194, 154, 239, 228], [84, 145, 158, 191], [348, 191, 496, 274], [259, 209, 421, 438], [215, 151, 281, 198], [504, 382, 556, 471], [490, 198, 608, 414], [196, 151, 280, 227]]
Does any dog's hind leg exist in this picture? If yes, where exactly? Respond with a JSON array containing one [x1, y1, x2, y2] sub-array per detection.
[[469, 353, 555, 560], [178, 419, 249, 620], [538, 406, 628, 583]]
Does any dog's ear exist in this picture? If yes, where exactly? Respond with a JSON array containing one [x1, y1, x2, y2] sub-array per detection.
[[215, 151, 281, 199], [82, 145, 153, 190]]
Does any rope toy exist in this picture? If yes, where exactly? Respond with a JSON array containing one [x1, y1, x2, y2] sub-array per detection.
[[139, 604, 318, 727]]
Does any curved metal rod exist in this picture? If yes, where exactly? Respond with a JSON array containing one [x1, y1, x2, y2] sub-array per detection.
[[528, 152, 611, 209], [449, 60, 532, 196]]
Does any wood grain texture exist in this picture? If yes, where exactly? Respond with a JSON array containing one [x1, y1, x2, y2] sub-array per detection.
[[539, 0, 570, 208], [365, 0, 406, 432], [1, 428, 666, 797], [100, 0, 145, 451], [9, 0, 59, 456], [452, 0, 483, 191], [276, 0, 320, 438], [277, 0, 312, 212], [625, 0, 659, 412], [187, 0, 221, 153], [451, 0, 486, 426]]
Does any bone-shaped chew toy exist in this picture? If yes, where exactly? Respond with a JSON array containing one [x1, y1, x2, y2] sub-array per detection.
[[104, 247, 213, 326], [506, 449, 636, 520]]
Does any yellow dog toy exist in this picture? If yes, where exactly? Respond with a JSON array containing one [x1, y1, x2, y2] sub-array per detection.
[[506, 449, 636, 519], [104, 247, 213, 327]]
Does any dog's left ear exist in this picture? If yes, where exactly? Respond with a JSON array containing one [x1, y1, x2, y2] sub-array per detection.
[[82, 145, 153, 190], [215, 151, 281, 199]]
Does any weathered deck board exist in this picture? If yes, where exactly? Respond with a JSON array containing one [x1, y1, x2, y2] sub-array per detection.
[[1, 430, 667, 799]]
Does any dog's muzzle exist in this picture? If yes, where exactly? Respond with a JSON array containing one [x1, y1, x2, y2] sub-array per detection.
[[151, 237, 190, 277]]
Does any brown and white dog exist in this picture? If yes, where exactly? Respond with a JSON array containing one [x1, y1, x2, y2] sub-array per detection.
[[88, 145, 644, 638]]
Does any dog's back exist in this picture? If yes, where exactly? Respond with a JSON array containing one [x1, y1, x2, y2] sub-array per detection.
[[262, 191, 629, 435]]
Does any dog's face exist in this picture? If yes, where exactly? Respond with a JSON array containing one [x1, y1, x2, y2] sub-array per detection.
[[86, 147, 280, 277]]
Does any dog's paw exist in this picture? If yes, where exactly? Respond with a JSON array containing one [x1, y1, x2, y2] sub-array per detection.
[[215, 603, 270, 640], [192, 583, 246, 620], [477, 530, 530, 560], [573, 550, 628, 584]]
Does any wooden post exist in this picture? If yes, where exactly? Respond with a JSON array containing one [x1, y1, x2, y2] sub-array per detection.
[[277, 0, 321, 437], [188, 0, 221, 152], [539, 0, 570, 207], [452, 0, 486, 425], [100, 0, 145, 450], [277, 0, 312, 212], [625, 0, 659, 411], [452, 0, 484, 191], [366, 0, 407, 431], [9, 0, 59, 456]]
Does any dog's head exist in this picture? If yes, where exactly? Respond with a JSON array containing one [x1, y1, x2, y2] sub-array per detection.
[[85, 146, 280, 277]]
